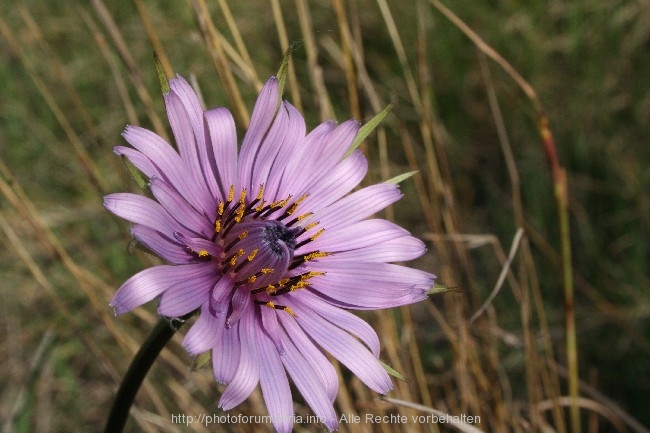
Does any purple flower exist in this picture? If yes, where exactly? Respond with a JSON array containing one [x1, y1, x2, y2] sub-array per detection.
[[105, 74, 434, 432]]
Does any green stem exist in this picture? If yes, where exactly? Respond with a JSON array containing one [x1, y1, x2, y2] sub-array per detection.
[[104, 316, 188, 433]]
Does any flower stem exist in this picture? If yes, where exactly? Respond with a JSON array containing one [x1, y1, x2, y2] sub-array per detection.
[[104, 316, 189, 433]]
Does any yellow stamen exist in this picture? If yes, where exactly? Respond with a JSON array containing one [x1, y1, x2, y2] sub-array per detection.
[[310, 228, 325, 241], [229, 249, 245, 266], [214, 220, 221, 233], [227, 185, 235, 203], [247, 248, 259, 261], [289, 281, 309, 291], [264, 301, 296, 317], [218, 201, 225, 216], [256, 184, 265, 200], [198, 250, 209, 257], [260, 268, 274, 274], [235, 203, 246, 222], [238, 230, 249, 240], [254, 201, 266, 212], [282, 306, 296, 316], [287, 194, 309, 215], [303, 251, 332, 262], [303, 221, 319, 231]]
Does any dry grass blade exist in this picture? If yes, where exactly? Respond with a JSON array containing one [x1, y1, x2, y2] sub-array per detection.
[[470, 228, 524, 323], [91, 0, 168, 140], [189, 0, 250, 127], [381, 397, 486, 433]]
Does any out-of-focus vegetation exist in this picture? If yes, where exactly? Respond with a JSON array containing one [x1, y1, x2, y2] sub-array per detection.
[[1, 0, 648, 432]]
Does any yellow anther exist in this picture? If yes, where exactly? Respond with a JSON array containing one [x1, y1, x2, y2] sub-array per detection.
[[218, 201, 225, 216], [263, 302, 296, 316], [266, 285, 277, 294], [287, 204, 299, 216], [238, 230, 249, 240], [198, 250, 209, 257], [268, 199, 284, 209], [256, 184, 265, 200], [290, 281, 309, 291], [278, 278, 290, 287], [227, 185, 235, 203], [294, 194, 309, 205], [303, 251, 331, 262], [238, 189, 247, 204], [260, 268, 275, 274], [214, 220, 221, 233], [229, 249, 245, 266], [310, 228, 325, 241], [254, 201, 266, 212], [283, 306, 297, 317], [303, 221, 320, 231], [234, 203, 246, 222], [246, 275, 257, 283], [247, 248, 259, 261], [287, 194, 309, 215], [296, 212, 313, 221]]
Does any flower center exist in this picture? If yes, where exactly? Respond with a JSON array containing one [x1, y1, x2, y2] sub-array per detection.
[[196, 184, 330, 317]]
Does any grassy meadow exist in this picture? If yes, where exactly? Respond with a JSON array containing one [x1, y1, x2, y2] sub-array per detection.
[[1, 0, 649, 432]]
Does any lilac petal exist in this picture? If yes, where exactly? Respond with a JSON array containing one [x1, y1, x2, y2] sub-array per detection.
[[110, 263, 211, 315], [114, 146, 158, 179], [256, 328, 293, 433], [149, 177, 212, 236], [121, 125, 211, 217], [248, 100, 290, 195], [308, 262, 432, 309], [238, 77, 280, 192], [226, 286, 251, 328], [290, 298, 393, 394], [295, 291, 381, 357], [157, 270, 215, 317], [164, 91, 215, 215], [168, 75, 205, 142], [323, 236, 426, 262], [297, 149, 367, 214], [130, 225, 192, 264], [262, 102, 307, 200], [204, 107, 238, 199], [278, 313, 339, 402], [210, 275, 236, 315], [304, 218, 409, 254], [279, 324, 338, 430], [290, 120, 360, 194], [213, 324, 240, 384], [279, 120, 337, 196], [219, 307, 260, 409], [172, 232, 221, 257], [260, 306, 284, 355], [104, 193, 189, 239], [182, 301, 226, 355], [315, 183, 402, 230]]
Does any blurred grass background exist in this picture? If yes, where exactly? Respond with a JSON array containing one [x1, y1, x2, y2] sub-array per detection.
[[1, 0, 649, 432]]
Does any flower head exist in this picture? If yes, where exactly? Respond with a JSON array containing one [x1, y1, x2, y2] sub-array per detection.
[[105, 74, 434, 432]]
